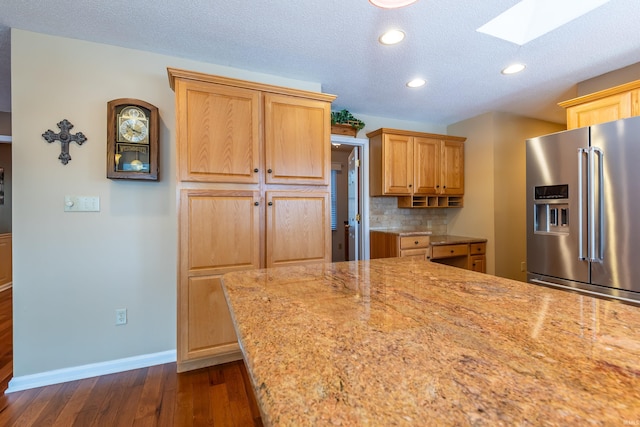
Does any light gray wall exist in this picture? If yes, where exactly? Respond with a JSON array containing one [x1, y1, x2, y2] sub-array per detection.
[[11, 29, 322, 377], [577, 62, 640, 96]]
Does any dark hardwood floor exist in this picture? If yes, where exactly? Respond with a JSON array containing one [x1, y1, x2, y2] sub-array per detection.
[[0, 288, 263, 426]]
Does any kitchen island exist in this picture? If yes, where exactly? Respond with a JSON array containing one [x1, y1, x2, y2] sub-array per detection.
[[221, 258, 640, 425]]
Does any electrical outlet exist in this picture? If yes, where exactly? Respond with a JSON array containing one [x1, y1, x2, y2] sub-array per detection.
[[115, 308, 127, 325], [520, 261, 526, 272]]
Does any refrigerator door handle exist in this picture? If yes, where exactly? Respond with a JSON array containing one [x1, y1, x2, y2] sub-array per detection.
[[593, 147, 604, 262], [578, 148, 587, 260], [588, 147, 604, 262]]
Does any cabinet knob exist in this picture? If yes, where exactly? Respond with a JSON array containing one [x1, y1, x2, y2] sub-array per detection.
[[436, 185, 440, 188], [268, 201, 273, 206], [267, 168, 273, 174], [254, 202, 259, 206], [414, 241, 419, 245], [450, 249, 454, 253], [443, 185, 447, 189], [408, 184, 412, 188], [254, 168, 259, 173]]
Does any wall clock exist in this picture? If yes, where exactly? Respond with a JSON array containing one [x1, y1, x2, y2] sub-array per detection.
[[107, 98, 159, 180]]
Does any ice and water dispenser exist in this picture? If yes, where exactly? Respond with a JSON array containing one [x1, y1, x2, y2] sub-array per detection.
[[533, 184, 569, 235]]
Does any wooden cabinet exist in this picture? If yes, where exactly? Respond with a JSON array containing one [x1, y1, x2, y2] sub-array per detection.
[[468, 243, 487, 273], [169, 68, 336, 372], [370, 231, 487, 273], [368, 128, 465, 208], [370, 231, 431, 260], [264, 94, 331, 186], [441, 140, 464, 195], [559, 80, 640, 129], [178, 189, 260, 367], [266, 191, 330, 267], [175, 80, 260, 183], [429, 241, 486, 273]]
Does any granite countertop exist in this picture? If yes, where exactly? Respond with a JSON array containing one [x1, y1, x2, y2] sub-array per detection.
[[429, 235, 488, 245], [222, 258, 640, 426], [370, 227, 433, 237]]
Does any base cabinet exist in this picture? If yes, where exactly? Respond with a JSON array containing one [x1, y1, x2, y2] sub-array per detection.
[[170, 68, 335, 372], [370, 231, 431, 260], [178, 189, 260, 370], [266, 191, 330, 267], [429, 242, 487, 274]]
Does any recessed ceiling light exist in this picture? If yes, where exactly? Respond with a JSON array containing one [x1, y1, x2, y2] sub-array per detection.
[[502, 63, 526, 75], [369, 0, 418, 9], [379, 30, 405, 45], [406, 78, 426, 88], [477, 0, 611, 45]]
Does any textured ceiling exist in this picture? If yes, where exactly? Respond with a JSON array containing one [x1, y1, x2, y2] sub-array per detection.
[[1, 0, 640, 125]]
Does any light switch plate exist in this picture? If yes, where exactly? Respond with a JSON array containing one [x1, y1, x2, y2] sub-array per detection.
[[64, 196, 100, 212]]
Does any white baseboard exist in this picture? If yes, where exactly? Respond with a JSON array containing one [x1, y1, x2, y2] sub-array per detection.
[[6, 349, 177, 393], [0, 282, 12, 293]]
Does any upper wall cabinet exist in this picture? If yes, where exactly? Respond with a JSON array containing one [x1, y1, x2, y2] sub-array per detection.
[[368, 128, 466, 208], [264, 93, 332, 185], [169, 68, 335, 185], [559, 80, 640, 130], [174, 80, 260, 183]]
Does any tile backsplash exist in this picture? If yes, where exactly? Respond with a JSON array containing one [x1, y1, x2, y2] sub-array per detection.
[[369, 197, 448, 234]]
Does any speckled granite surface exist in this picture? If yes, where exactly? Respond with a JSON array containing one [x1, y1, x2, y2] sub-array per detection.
[[222, 258, 640, 426], [369, 227, 433, 236], [429, 235, 487, 245]]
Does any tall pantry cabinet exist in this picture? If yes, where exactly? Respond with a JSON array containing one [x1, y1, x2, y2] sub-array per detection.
[[168, 68, 336, 372]]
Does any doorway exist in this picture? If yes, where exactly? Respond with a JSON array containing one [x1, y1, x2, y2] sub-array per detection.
[[330, 135, 369, 262]]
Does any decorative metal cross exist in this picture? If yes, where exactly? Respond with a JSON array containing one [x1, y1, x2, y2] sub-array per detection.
[[42, 119, 88, 165]]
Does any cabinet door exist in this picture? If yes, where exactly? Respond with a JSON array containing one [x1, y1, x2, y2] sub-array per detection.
[[181, 276, 239, 363], [178, 189, 260, 366], [265, 191, 330, 267], [382, 133, 413, 195], [469, 255, 486, 273], [566, 91, 632, 129], [441, 140, 464, 195], [413, 137, 440, 194], [175, 79, 260, 183], [181, 190, 261, 275], [264, 94, 331, 185]]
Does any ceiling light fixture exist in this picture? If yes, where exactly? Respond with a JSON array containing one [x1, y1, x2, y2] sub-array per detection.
[[379, 29, 405, 45], [502, 63, 526, 75], [406, 78, 426, 88], [369, 0, 418, 9]]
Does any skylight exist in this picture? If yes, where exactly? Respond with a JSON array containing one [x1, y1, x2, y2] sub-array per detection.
[[477, 0, 611, 46]]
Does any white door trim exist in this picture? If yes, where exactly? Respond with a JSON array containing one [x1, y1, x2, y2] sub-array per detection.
[[331, 134, 370, 260]]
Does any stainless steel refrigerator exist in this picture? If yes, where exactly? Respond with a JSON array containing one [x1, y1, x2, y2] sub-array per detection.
[[526, 116, 640, 304]]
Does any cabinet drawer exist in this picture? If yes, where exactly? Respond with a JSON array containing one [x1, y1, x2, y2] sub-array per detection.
[[431, 244, 468, 259], [470, 243, 486, 255], [400, 236, 430, 249], [399, 249, 428, 259]]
